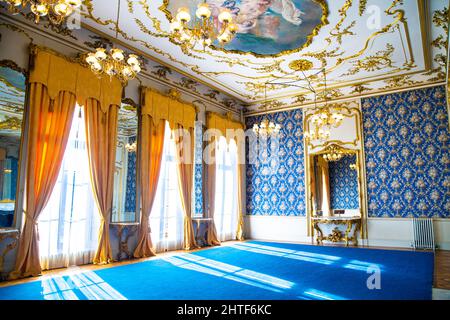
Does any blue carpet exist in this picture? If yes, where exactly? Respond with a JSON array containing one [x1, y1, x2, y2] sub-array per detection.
[[0, 241, 434, 300]]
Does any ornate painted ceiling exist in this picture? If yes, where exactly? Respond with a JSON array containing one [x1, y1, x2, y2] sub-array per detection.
[[78, 0, 449, 114]]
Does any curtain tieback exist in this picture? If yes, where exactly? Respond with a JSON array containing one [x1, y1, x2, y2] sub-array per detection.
[[24, 210, 40, 241]]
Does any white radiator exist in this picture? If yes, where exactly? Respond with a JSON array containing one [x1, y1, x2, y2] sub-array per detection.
[[412, 218, 435, 251]]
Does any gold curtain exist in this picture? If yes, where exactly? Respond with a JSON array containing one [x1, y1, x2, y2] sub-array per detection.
[[84, 99, 119, 264], [133, 118, 165, 258], [316, 156, 331, 216], [206, 112, 245, 241], [9, 46, 123, 279], [30, 46, 122, 112], [141, 88, 198, 251], [236, 139, 245, 241], [10, 83, 76, 279], [174, 124, 198, 250], [204, 136, 220, 246], [141, 89, 196, 129]]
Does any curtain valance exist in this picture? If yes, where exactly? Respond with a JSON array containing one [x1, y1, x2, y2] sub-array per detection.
[[206, 111, 244, 136], [141, 88, 196, 129], [29, 47, 122, 113]]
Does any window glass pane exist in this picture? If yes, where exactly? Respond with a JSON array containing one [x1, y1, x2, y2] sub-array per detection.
[[150, 121, 184, 252], [214, 136, 239, 241], [38, 106, 100, 270]]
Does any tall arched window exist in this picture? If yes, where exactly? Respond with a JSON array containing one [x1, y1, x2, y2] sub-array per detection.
[[38, 105, 100, 270], [150, 121, 184, 252], [214, 136, 239, 241]]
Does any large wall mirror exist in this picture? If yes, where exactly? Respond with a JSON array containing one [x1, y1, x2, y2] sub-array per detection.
[[310, 145, 361, 218], [112, 103, 138, 223], [0, 62, 26, 228], [304, 101, 368, 244]]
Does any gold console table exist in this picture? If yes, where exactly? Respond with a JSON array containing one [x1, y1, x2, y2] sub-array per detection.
[[0, 228, 19, 279], [110, 222, 139, 261], [312, 216, 361, 246]]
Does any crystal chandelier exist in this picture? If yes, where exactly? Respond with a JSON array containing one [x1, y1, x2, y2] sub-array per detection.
[[252, 83, 281, 137], [169, 1, 237, 50], [252, 119, 281, 136], [304, 106, 345, 141], [85, 0, 141, 83], [2, 0, 81, 24], [125, 141, 137, 153], [322, 145, 344, 162]]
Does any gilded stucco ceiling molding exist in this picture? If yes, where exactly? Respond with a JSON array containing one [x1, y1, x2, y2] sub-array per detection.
[[242, 0, 419, 104], [81, 3, 253, 98], [359, 0, 367, 16], [423, 6, 449, 82], [195, 0, 415, 84], [79, 0, 422, 102], [158, 0, 330, 58], [0, 12, 244, 114], [342, 43, 396, 76], [129, 0, 167, 38], [82, 0, 204, 68]]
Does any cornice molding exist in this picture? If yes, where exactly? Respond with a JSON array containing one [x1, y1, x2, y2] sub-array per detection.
[[243, 81, 446, 117]]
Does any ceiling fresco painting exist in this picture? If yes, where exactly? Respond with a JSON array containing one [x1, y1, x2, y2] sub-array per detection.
[[162, 0, 328, 55]]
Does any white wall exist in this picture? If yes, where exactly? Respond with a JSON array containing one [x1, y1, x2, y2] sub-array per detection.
[[244, 215, 450, 250]]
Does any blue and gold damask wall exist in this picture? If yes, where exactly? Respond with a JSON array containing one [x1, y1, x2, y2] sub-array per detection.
[[194, 121, 203, 216], [246, 109, 306, 216], [329, 154, 359, 210], [124, 136, 137, 213], [362, 85, 449, 218], [245, 86, 449, 219]]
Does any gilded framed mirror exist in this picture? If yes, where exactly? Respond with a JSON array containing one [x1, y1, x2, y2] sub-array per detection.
[[303, 101, 368, 244], [111, 102, 139, 223], [0, 60, 27, 229]]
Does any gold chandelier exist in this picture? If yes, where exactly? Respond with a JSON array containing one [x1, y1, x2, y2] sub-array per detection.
[[252, 119, 281, 136], [252, 83, 281, 137], [125, 141, 137, 153], [322, 145, 344, 162], [3, 0, 81, 24], [169, 1, 237, 50], [305, 106, 345, 141], [85, 0, 141, 83]]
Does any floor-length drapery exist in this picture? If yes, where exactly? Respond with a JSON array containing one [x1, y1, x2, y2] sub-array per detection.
[[39, 107, 100, 270], [84, 98, 118, 264], [236, 137, 245, 241], [173, 125, 198, 250], [150, 121, 184, 253], [10, 83, 76, 279], [205, 136, 220, 246], [316, 157, 331, 216], [134, 118, 165, 258]]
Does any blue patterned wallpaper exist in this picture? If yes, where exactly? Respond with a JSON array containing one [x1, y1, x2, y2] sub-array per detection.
[[124, 136, 137, 213], [329, 154, 359, 210], [194, 121, 203, 216], [362, 85, 450, 218], [246, 109, 306, 216]]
